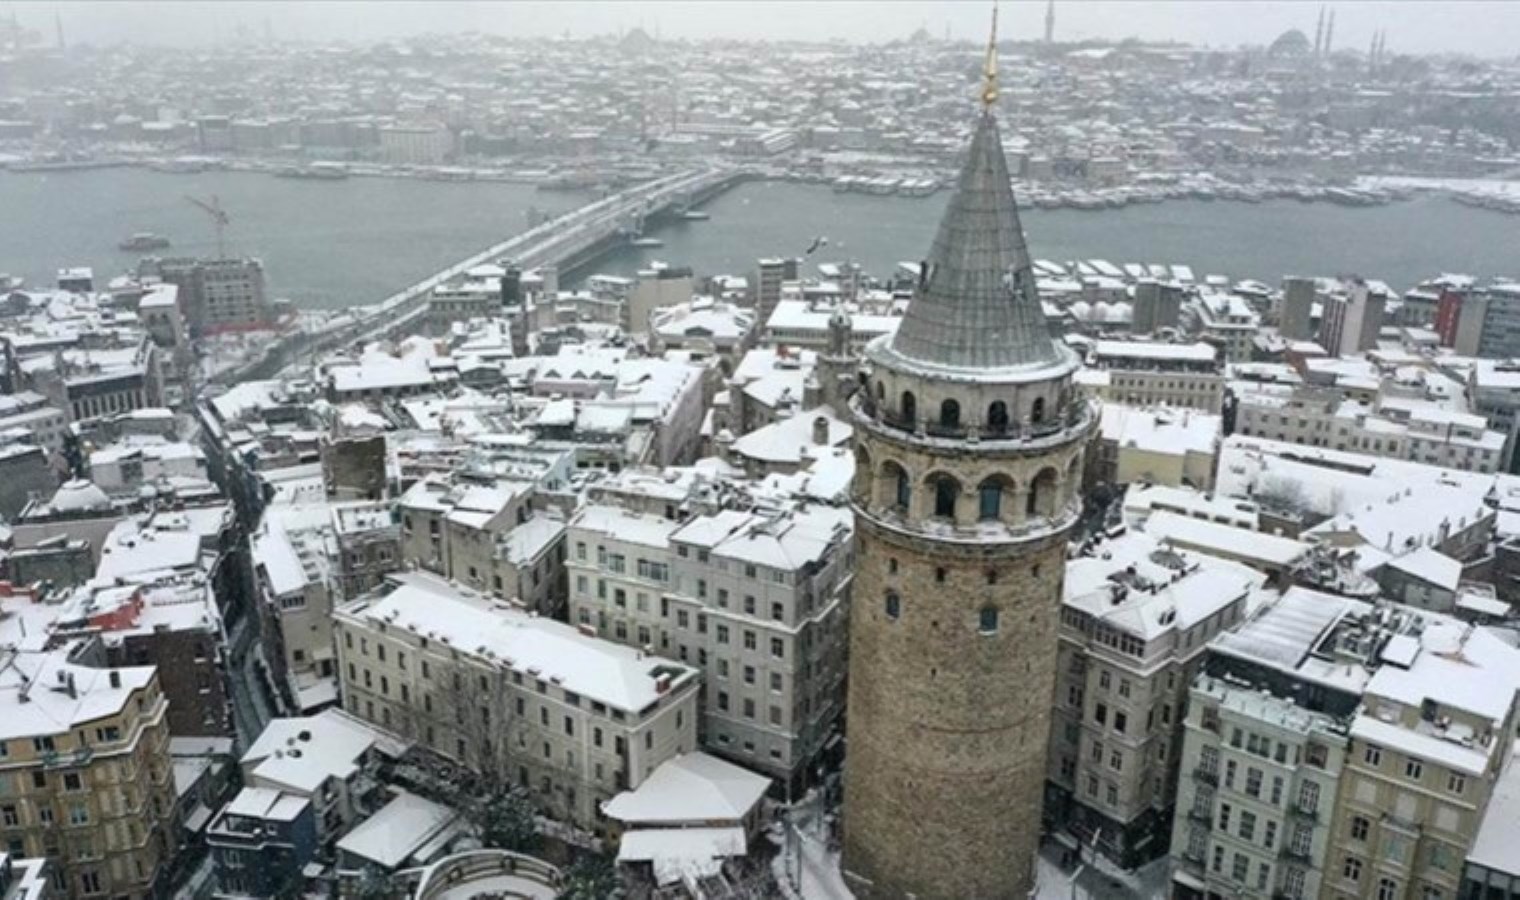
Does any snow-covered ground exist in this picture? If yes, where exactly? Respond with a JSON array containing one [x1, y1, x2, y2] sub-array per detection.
[[770, 788, 1168, 900]]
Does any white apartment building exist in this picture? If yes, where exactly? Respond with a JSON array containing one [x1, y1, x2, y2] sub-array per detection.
[[334, 572, 700, 832], [1235, 385, 1508, 474], [1047, 529, 1263, 867], [1081, 340, 1225, 413], [566, 500, 852, 794]]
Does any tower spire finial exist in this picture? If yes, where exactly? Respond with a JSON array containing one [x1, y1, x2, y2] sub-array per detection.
[[982, 1, 999, 108]]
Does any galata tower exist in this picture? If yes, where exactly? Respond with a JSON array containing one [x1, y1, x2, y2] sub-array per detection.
[[840, 11, 1097, 899]]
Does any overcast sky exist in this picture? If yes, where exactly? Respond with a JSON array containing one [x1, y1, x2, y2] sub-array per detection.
[[14, 1, 1520, 57]]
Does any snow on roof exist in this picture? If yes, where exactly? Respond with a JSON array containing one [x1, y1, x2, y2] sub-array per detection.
[[1470, 745, 1520, 875], [243, 708, 406, 796], [1349, 715, 1490, 776], [1092, 340, 1216, 364], [602, 752, 769, 826], [1365, 615, 1520, 724], [1383, 546, 1462, 591], [1100, 404, 1220, 456], [1211, 587, 1366, 679], [499, 515, 564, 565], [0, 651, 156, 741], [1145, 510, 1309, 568], [223, 786, 310, 823], [336, 790, 458, 869], [572, 504, 681, 550], [730, 409, 852, 465], [616, 827, 747, 886], [345, 572, 696, 712]]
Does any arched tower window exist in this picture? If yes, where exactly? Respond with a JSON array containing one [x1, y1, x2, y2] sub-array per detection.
[[940, 398, 960, 430], [987, 401, 1009, 435], [978, 479, 1002, 521], [1027, 467, 1059, 517], [931, 474, 959, 519], [901, 391, 917, 427], [1031, 396, 1046, 425], [894, 466, 911, 511], [979, 606, 1000, 635], [885, 591, 901, 621]]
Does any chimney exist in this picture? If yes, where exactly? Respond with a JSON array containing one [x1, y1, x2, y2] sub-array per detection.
[[108, 670, 121, 689], [812, 416, 830, 446], [655, 673, 672, 695]]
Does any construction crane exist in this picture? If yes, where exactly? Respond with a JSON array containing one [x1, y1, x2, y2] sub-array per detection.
[[185, 194, 230, 259]]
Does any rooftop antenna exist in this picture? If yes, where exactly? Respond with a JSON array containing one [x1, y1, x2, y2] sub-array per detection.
[[981, 0, 999, 109]]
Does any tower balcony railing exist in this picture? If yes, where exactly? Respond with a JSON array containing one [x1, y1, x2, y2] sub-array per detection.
[[864, 403, 1094, 445]]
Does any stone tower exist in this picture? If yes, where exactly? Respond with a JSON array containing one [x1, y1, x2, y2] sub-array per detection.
[[840, 14, 1097, 899]]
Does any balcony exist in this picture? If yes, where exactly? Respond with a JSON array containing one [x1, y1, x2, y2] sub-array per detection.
[[1288, 804, 1318, 822], [1279, 845, 1312, 864], [1192, 767, 1219, 786], [1187, 806, 1213, 824]]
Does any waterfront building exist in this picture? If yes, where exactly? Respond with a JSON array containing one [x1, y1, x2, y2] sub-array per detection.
[[1319, 281, 1387, 358], [1448, 282, 1520, 359], [625, 265, 695, 340], [334, 571, 701, 831], [1131, 279, 1185, 333], [841, 34, 1097, 899], [377, 123, 452, 165], [1280, 276, 1317, 341], [141, 257, 272, 335], [1187, 290, 1260, 363], [754, 257, 799, 329]]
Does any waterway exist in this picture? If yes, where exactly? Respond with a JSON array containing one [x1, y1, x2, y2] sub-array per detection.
[[0, 168, 586, 309], [595, 180, 1520, 292], [1, 169, 1517, 310]]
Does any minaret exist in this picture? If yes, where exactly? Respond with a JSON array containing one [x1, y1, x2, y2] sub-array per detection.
[[1325, 8, 1336, 55], [840, 4, 1096, 898], [1044, 0, 1055, 44], [1368, 29, 1378, 72], [1314, 6, 1325, 57]]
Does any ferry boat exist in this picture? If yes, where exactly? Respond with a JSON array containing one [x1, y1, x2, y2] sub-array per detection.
[[680, 209, 710, 221], [276, 163, 349, 181], [118, 232, 171, 252], [630, 236, 664, 248]]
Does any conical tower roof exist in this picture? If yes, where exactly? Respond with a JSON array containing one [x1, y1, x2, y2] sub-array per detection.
[[879, 109, 1065, 377]]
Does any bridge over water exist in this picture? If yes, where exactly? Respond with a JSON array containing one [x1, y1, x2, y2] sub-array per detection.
[[212, 167, 748, 385]]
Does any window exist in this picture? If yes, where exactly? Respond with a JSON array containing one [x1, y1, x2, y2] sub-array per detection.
[[1031, 396, 1046, 424], [978, 606, 999, 635], [1283, 868, 1305, 899], [1297, 780, 1320, 813], [1114, 711, 1127, 734], [1364, 744, 1383, 766], [1245, 767, 1262, 798], [1351, 815, 1369, 841], [987, 401, 1009, 434], [932, 475, 958, 519], [1238, 810, 1256, 842], [1376, 878, 1398, 900], [1231, 852, 1248, 883], [939, 398, 960, 430], [900, 391, 916, 425], [978, 479, 1002, 520], [894, 467, 911, 510], [1404, 757, 1423, 780], [1447, 772, 1466, 795], [885, 591, 901, 620], [771, 638, 785, 659], [1343, 857, 1362, 883]]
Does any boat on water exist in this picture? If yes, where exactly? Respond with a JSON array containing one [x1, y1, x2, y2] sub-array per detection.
[[630, 237, 664, 248], [118, 232, 171, 252], [680, 209, 710, 221], [275, 163, 349, 181]]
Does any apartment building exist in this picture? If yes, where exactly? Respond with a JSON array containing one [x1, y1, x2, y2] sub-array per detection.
[[566, 500, 852, 794], [0, 650, 178, 900], [1082, 340, 1224, 413], [1047, 529, 1262, 867], [1168, 587, 1520, 900], [334, 572, 700, 831], [1234, 385, 1508, 474], [1188, 291, 1259, 363], [1091, 404, 1221, 491]]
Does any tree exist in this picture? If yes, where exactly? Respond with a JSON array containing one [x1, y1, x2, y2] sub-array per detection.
[[478, 787, 541, 854], [560, 853, 619, 900]]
